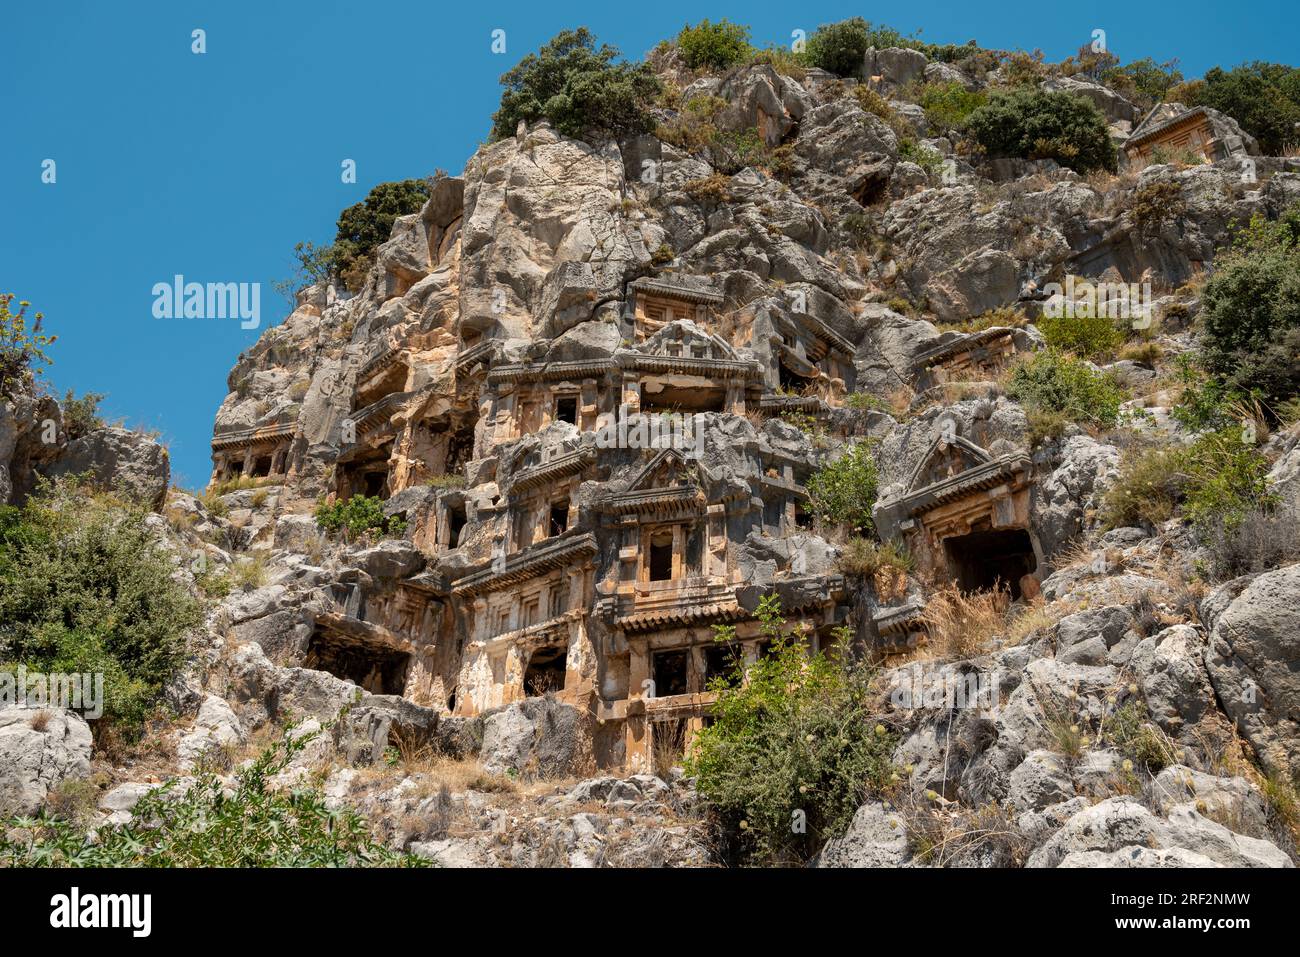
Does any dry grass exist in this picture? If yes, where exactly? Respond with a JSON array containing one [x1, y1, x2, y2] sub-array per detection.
[[1004, 597, 1068, 645], [919, 585, 1010, 661], [28, 709, 51, 732], [837, 538, 914, 600], [898, 793, 1031, 867]]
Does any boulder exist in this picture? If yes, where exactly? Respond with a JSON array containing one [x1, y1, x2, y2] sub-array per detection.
[[0, 707, 93, 816], [1030, 436, 1120, 559], [1027, 797, 1290, 868], [813, 801, 912, 867], [42, 427, 170, 509], [1007, 750, 1075, 811], [480, 696, 581, 777], [1203, 565, 1300, 777]]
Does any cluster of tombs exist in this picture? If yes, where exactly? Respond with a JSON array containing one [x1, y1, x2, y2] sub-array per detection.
[[212, 276, 1061, 769]]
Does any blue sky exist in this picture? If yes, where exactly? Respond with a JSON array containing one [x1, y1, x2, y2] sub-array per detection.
[[3, 0, 1297, 490]]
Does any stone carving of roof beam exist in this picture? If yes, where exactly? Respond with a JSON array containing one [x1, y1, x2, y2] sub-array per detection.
[[912, 327, 1017, 371], [602, 484, 705, 516], [896, 452, 1032, 518], [455, 339, 500, 374], [629, 277, 724, 306], [1125, 106, 1211, 149], [211, 422, 296, 451], [507, 447, 596, 495], [351, 390, 413, 436], [487, 358, 616, 384], [451, 531, 597, 597], [795, 312, 856, 357], [619, 353, 762, 380]]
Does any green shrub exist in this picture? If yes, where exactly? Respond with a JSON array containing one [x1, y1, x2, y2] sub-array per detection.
[[1101, 429, 1275, 534], [806, 442, 879, 533], [748, 46, 807, 81], [273, 240, 338, 303], [656, 94, 726, 152], [1100, 443, 1187, 528], [0, 293, 55, 397], [1035, 310, 1125, 359], [917, 81, 987, 131], [1127, 181, 1187, 237], [685, 595, 895, 864], [1102, 57, 1184, 112], [1103, 701, 1174, 772], [676, 19, 752, 71], [0, 727, 426, 867], [964, 89, 1117, 173], [0, 478, 203, 730], [804, 17, 872, 77], [315, 494, 406, 540], [1179, 429, 1275, 531], [333, 180, 432, 293], [1177, 62, 1300, 155], [61, 389, 105, 441], [1199, 208, 1300, 414], [898, 138, 945, 176], [1005, 350, 1125, 430], [491, 28, 661, 142]]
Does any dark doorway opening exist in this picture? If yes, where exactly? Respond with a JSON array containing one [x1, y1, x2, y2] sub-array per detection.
[[648, 528, 674, 581], [779, 360, 803, 393], [703, 642, 739, 684], [446, 502, 466, 548], [943, 527, 1038, 599], [523, 645, 566, 697], [549, 502, 569, 537], [363, 470, 388, 499], [555, 395, 578, 425], [651, 649, 689, 697], [303, 630, 409, 696]]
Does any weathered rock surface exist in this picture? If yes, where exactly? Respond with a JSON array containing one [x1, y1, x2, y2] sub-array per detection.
[[0, 707, 93, 816]]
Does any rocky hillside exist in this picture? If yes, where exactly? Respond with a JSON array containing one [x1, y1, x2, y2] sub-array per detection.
[[4, 22, 1300, 868]]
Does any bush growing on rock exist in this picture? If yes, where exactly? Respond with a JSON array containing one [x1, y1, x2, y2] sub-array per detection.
[[1175, 62, 1300, 155], [1101, 429, 1275, 543], [314, 494, 406, 541], [273, 240, 339, 301], [0, 478, 203, 730], [805, 441, 879, 533], [1005, 349, 1125, 432], [685, 595, 895, 864], [0, 728, 425, 866], [490, 28, 661, 143], [963, 89, 1117, 173], [675, 19, 752, 71], [1035, 309, 1125, 359], [334, 180, 432, 293], [803, 17, 872, 77], [1103, 57, 1185, 112], [917, 80, 986, 132], [0, 293, 55, 397], [60, 389, 105, 441], [1199, 207, 1300, 417]]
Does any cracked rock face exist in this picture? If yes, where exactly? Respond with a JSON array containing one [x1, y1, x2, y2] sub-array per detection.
[[0, 707, 93, 816]]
